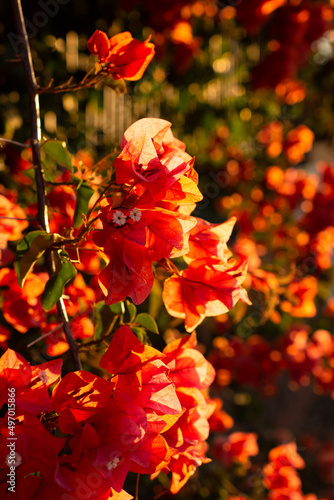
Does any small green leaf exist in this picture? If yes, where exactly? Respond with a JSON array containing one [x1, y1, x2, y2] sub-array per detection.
[[109, 302, 125, 315], [94, 302, 120, 338], [125, 300, 137, 322], [41, 252, 77, 311], [42, 140, 73, 169], [130, 326, 147, 343], [135, 313, 159, 334], [73, 180, 94, 228], [15, 231, 60, 288]]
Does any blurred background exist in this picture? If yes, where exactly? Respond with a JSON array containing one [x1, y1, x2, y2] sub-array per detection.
[[1, 1, 334, 499]]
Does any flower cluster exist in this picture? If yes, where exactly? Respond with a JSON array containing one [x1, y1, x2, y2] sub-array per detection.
[[209, 327, 334, 397], [0, 328, 219, 498], [91, 118, 250, 331], [88, 30, 155, 81], [0, 268, 96, 355], [257, 122, 314, 163], [0, 192, 28, 265], [236, 1, 331, 92], [263, 442, 306, 499]]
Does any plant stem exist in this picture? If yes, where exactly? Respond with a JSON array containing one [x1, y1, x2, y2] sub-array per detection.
[[11, 0, 81, 370], [135, 473, 140, 500], [0, 138, 30, 148]]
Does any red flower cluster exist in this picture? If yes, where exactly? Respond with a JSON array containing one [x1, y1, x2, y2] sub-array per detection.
[[0, 268, 96, 355], [236, 1, 331, 90], [0, 328, 217, 498], [263, 442, 306, 500], [209, 327, 334, 397], [92, 118, 250, 331], [88, 30, 155, 81], [213, 432, 259, 468], [0, 192, 28, 265], [257, 122, 314, 164]]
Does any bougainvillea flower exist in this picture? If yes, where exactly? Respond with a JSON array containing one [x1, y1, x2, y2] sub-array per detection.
[[88, 30, 155, 81], [97, 194, 196, 257], [129, 433, 171, 475], [280, 276, 318, 317], [262, 442, 307, 498], [93, 192, 196, 304], [263, 463, 302, 491], [0, 193, 28, 250], [0, 349, 62, 414], [93, 230, 154, 305], [207, 397, 234, 432], [114, 118, 193, 199], [51, 370, 115, 433], [284, 125, 314, 164], [163, 174, 202, 205], [100, 325, 165, 375], [166, 443, 211, 494], [184, 217, 236, 264], [0, 268, 47, 333], [163, 332, 215, 390], [268, 442, 305, 469], [213, 432, 259, 468], [163, 258, 251, 331], [257, 121, 283, 158], [0, 414, 66, 496]]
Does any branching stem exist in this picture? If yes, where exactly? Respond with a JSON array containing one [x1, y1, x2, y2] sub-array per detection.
[[11, 0, 81, 370]]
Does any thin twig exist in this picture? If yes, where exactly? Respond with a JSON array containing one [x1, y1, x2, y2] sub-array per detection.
[[37, 73, 106, 95], [0, 138, 30, 148], [12, 0, 81, 370], [0, 216, 33, 221], [27, 323, 64, 348]]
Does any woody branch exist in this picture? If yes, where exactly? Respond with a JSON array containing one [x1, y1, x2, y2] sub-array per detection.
[[11, 0, 82, 370]]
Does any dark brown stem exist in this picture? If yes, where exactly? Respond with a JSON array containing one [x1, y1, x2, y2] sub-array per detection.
[[135, 473, 140, 500], [11, 0, 81, 370]]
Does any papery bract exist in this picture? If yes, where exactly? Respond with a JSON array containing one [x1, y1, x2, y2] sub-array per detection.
[[88, 30, 155, 81], [163, 258, 251, 331]]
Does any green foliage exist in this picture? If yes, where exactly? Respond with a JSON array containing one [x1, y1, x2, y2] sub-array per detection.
[[41, 250, 77, 311], [41, 140, 73, 170], [73, 180, 95, 228], [135, 313, 159, 334], [125, 300, 137, 323], [15, 231, 61, 287], [130, 326, 147, 343]]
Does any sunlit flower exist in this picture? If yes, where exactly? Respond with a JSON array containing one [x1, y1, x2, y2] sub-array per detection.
[[129, 208, 142, 222], [112, 210, 127, 226]]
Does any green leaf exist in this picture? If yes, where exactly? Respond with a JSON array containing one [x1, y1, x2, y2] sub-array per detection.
[[94, 302, 121, 338], [41, 252, 77, 311], [125, 300, 137, 322], [109, 302, 125, 315], [42, 140, 73, 169], [135, 313, 159, 334], [73, 180, 94, 228], [130, 326, 147, 343], [15, 231, 60, 288]]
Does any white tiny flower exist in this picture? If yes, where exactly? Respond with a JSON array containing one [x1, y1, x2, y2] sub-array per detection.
[[129, 208, 142, 222], [106, 457, 120, 470], [112, 211, 127, 226], [6, 452, 22, 468], [39, 369, 48, 384]]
